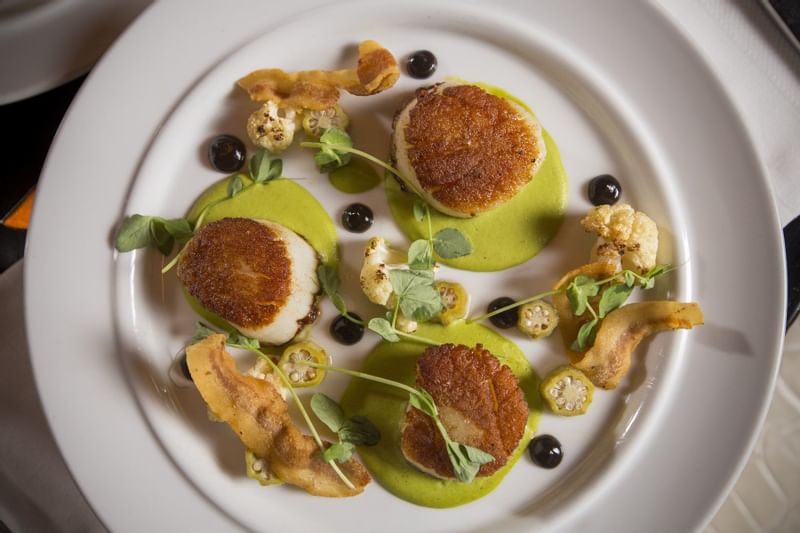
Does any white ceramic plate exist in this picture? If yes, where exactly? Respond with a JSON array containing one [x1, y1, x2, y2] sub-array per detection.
[[25, 1, 786, 532]]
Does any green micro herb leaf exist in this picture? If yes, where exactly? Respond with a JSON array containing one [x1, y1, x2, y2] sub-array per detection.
[[339, 416, 380, 447], [408, 388, 438, 418], [572, 318, 599, 351], [162, 218, 194, 244], [310, 393, 347, 433], [228, 174, 244, 198], [115, 215, 154, 252], [407, 239, 433, 271], [388, 269, 442, 322], [566, 275, 600, 316], [316, 263, 348, 314], [413, 197, 427, 222], [624, 270, 636, 288], [446, 441, 495, 483], [321, 441, 355, 463], [432, 228, 472, 259], [311, 393, 380, 463], [190, 322, 218, 343], [312, 127, 353, 173], [598, 283, 634, 318], [249, 148, 282, 183], [226, 331, 260, 350], [367, 317, 400, 342]]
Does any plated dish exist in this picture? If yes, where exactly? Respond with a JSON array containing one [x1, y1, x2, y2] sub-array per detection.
[[25, 1, 786, 532]]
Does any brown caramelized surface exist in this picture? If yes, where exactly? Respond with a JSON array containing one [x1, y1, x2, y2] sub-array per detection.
[[404, 84, 540, 215], [401, 343, 528, 479], [177, 218, 291, 329]]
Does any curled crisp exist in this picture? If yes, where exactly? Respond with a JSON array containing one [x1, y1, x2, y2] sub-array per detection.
[[572, 301, 704, 389], [186, 334, 370, 497], [237, 40, 400, 110]]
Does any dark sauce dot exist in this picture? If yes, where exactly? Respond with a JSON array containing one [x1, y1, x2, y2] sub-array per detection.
[[529, 434, 563, 469], [587, 174, 622, 205], [341, 203, 374, 233], [179, 355, 193, 383], [487, 296, 518, 329], [330, 313, 364, 345], [208, 134, 246, 173], [407, 50, 437, 79]]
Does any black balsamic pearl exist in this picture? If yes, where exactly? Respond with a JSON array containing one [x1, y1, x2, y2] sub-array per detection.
[[208, 134, 246, 173], [529, 434, 563, 469], [330, 313, 364, 345], [341, 203, 374, 233], [407, 50, 438, 79], [487, 297, 518, 329], [587, 174, 622, 206]]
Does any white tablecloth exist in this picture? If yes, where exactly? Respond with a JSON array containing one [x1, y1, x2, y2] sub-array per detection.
[[1, 1, 798, 531]]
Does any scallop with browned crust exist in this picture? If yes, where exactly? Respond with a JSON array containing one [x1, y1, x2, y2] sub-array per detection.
[[400, 343, 528, 479], [177, 217, 320, 345], [392, 82, 546, 218]]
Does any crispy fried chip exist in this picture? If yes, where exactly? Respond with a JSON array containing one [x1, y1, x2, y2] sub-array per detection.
[[237, 40, 399, 110]]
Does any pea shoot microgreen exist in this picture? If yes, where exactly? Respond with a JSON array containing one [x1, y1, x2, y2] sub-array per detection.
[[468, 265, 676, 351], [310, 393, 380, 463]]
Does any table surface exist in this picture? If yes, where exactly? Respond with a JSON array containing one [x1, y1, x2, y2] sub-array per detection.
[[1, 0, 799, 532]]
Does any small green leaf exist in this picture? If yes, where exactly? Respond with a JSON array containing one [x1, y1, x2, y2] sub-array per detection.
[[317, 264, 340, 297], [623, 271, 636, 288], [389, 269, 442, 322], [115, 214, 154, 252], [226, 331, 260, 350], [413, 198, 426, 222], [367, 317, 400, 342], [190, 322, 218, 342], [163, 218, 194, 244], [445, 441, 495, 482], [458, 443, 495, 465], [149, 218, 175, 256], [319, 127, 353, 148], [566, 275, 599, 316], [571, 318, 599, 351], [598, 283, 634, 318], [321, 441, 355, 463], [228, 174, 244, 197], [331, 294, 348, 314], [339, 416, 380, 447], [408, 389, 438, 418], [310, 393, 346, 433], [266, 158, 283, 181], [249, 149, 271, 182], [432, 228, 473, 259], [407, 239, 432, 271]]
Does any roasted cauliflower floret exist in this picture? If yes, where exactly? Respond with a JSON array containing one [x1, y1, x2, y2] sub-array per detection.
[[246, 101, 297, 153], [581, 203, 658, 274], [359, 237, 418, 333]]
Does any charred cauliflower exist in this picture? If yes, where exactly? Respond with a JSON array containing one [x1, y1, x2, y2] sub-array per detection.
[[359, 237, 418, 333], [246, 101, 297, 153], [581, 203, 658, 274]]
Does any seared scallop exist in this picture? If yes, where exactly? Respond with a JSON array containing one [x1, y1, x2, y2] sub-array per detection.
[[177, 217, 320, 345], [400, 343, 528, 479], [392, 82, 546, 218]]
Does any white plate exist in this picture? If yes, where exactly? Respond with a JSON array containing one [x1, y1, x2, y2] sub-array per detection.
[[25, 1, 786, 532]]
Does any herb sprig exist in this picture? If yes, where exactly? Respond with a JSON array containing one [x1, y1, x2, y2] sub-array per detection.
[[469, 265, 675, 351], [114, 148, 283, 273], [310, 393, 380, 463]]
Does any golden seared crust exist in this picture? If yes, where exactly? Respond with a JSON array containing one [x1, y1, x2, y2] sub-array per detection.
[[177, 218, 291, 329], [401, 344, 528, 479], [402, 84, 541, 215]]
